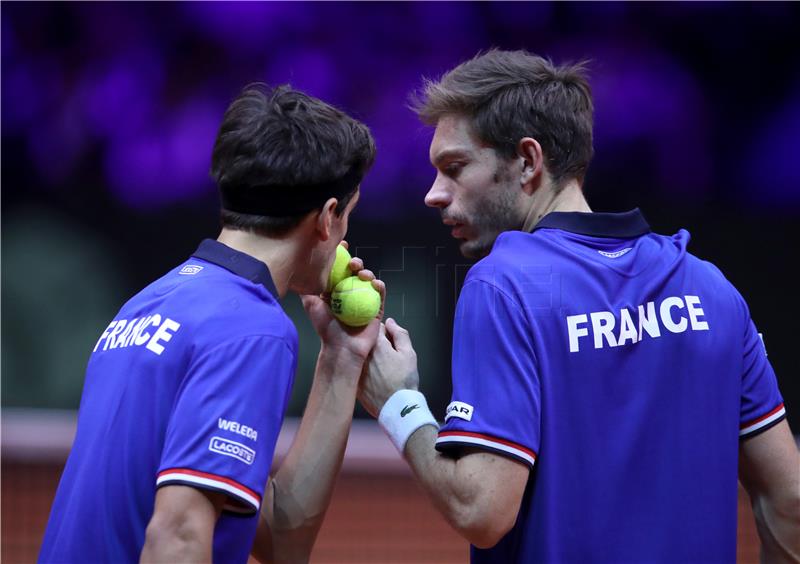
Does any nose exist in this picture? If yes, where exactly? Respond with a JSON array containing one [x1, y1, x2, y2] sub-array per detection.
[[424, 175, 451, 209]]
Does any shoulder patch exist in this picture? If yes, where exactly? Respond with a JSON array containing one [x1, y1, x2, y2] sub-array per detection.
[[179, 265, 204, 275], [445, 401, 474, 422]]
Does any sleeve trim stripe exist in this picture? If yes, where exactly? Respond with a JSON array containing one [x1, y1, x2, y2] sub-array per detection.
[[438, 431, 537, 459], [157, 479, 258, 515], [157, 469, 260, 510], [157, 468, 260, 499], [740, 404, 786, 436], [436, 440, 535, 468], [740, 414, 785, 441], [436, 432, 537, 466]]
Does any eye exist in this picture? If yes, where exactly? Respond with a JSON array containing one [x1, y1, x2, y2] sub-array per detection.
[[444, 162, 465, 177]]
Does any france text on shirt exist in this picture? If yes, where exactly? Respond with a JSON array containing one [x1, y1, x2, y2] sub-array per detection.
[[93, 314, 181, 356], [566, 295, 708, 352]]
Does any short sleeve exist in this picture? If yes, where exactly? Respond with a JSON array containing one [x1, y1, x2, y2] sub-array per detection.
[[436, 279, 540, 468], [739, 315, 785, 440], [157, 335, 295, 514]]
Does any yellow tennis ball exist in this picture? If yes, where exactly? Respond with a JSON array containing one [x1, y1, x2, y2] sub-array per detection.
[[331, 277, 381, 327], [327, 244, 352, 292]]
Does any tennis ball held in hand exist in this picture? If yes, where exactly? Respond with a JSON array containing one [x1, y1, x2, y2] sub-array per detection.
[[331, 277, 381, 327], [327, 244, 352, 292]]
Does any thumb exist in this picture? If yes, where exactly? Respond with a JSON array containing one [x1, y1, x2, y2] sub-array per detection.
[[385, 318, 413, 353]]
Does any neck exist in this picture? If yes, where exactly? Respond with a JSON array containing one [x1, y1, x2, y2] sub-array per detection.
[[217, 228, 302, 298], [521, 177, 591, 232]]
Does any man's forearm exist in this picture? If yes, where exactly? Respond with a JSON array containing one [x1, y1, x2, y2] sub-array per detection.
[[401, 425, 530, 548], [404, 426, 476, 518], [261, 347, 363, 561], [752, 497, 800, 563], [360, 320, 529, 549], [739, 420, 800, 564], [750, 487, 800, 563], [403, 426, 508, 548]]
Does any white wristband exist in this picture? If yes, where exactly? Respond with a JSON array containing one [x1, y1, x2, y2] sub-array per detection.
[[378, 390, 439, 454]]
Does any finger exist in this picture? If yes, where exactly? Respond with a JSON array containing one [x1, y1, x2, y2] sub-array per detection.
[[375, 325, 394, 354], [340, 240, 349, 250], [371, 279, 386, 319], [356, 269, 375, 281], [349, 257, 364, 273], [385, 318, 414, 353], [371, 278, 386, 299]]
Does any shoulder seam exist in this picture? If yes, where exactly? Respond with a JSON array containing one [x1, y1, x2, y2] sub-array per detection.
[[462, 278, 526, 313]]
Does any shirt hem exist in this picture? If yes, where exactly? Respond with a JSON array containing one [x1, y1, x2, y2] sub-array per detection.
[[157, 468, 261, 513], [436, 431, 536, 467], [740, 403, 786, 438]]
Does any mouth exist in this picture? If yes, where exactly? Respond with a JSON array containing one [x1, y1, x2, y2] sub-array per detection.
[[442, 217, 467, 239]]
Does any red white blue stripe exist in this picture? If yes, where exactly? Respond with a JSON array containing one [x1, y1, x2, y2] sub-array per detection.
[[436, 431, 537, 466], [157, 468, 261, 512], [740, 403, 786, 437]]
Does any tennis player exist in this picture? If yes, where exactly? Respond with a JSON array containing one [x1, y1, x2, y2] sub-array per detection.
[[39, 84, 383, 563], [359, 50, 799, 563]]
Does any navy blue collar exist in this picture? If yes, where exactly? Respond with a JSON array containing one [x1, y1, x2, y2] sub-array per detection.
[[533, 209, 651, 238], [192, 239, 279, 299]]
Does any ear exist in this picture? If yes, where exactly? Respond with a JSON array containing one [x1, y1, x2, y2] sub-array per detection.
[[517, 137, 543, 195], [314, 197, 339, 242]]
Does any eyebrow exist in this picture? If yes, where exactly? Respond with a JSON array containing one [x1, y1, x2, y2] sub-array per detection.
[[430, 148, 472, 167]]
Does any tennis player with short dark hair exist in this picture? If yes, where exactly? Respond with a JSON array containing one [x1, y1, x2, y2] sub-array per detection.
[[40, 84, 383, 563], [359, 50, 799, 563]]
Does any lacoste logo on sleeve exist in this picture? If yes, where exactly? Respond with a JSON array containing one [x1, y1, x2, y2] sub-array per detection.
[[400, 404, 420, 417], [208, 437, 255, 465]]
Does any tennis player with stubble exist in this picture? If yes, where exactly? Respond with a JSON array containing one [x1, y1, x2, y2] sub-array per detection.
[[39, 84, 384, 563], [359, 50, 800, 563]]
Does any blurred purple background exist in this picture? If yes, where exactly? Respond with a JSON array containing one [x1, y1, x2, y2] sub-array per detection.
[[5, 2, 800, 213], [3, 2, 799, 418]]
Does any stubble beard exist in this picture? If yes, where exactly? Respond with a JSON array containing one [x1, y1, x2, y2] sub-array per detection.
[[459, 170, 524, 260]]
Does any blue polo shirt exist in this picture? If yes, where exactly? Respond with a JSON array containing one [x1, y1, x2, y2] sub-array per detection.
[[436, 210, 785, 563], [40, 239, 298, 564]]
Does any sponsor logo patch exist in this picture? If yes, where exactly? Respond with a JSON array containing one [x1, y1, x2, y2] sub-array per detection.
[[209, 436, 255, 465], [179, 265, 204, 275], [445, 401, 474, 422], [217, 418, 258, 441], [598, 248, 632, 259]]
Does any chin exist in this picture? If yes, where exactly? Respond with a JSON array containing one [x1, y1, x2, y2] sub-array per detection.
[[460, 241, 491, 260], [459, 234, 497, 259]]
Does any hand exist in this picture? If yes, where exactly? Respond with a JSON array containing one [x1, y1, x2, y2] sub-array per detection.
[[300, 241, 386, 361], [358, 318, 419, 418]]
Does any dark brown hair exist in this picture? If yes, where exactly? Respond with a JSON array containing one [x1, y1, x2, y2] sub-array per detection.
[[211, 84, 376, 237], [414, 49, 594, 186]]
